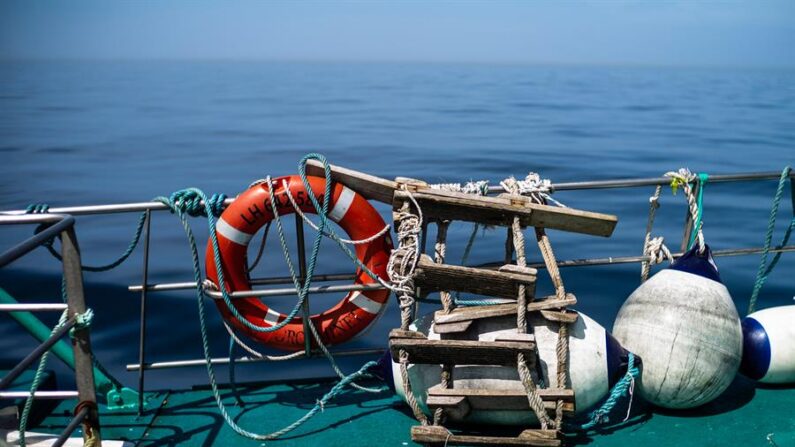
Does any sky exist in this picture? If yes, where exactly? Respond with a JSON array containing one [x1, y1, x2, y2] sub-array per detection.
[[1, 1, 793, 68]]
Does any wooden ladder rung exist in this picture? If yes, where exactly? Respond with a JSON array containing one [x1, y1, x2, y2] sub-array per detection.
[[411, 426, 562, 447], [434, 294, 577, 326], [426, 386, 575, 414], [413, 254, 537, 300], [393, 185, 617, 237], [389, 329, 535, 366]]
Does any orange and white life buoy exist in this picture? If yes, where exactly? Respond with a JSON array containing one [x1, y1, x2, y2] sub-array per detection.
[[205, 175, 392, 351]]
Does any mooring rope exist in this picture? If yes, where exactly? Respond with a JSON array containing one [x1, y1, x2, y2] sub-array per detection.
[[665, 168, 708, 253], [581, 352, 640, 430], [747, 165, 794, 315]]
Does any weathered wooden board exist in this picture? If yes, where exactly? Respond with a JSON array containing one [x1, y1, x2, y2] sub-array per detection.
[[539, 310, 579, 323], [426, 386, 575, 413], [411, 425, 561, 447], [413, 254, 537, 300], [393, 188, 617, 237], [434, 294, 577, 325], [425, 395, 471, 420], [305, 159, 396, 204], [389, 329, 535, 366]]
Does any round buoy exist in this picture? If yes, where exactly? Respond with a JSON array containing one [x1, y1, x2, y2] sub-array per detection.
[[391, 310, 631, 426], [613, 245, 742, 409], [740, 305, 795, 384]]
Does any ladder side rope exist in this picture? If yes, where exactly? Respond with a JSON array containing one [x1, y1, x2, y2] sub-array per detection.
[[747, 165, 794, 315], [432, 219, 453, 426], [504, 177, 556, 430]]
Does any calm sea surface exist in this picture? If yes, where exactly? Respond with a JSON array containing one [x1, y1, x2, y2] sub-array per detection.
[[0, 61, 793, 388]]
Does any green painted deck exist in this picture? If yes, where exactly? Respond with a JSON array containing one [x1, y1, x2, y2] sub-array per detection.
[[28, 373, 795, 446]]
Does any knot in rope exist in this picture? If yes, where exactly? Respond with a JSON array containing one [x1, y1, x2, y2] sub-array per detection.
[[69, 308, 94, 338], [501, 173, 565, 206], [430, 180, 490, 196], [169, 190, 227, 217], [665, 167, 696, 195], [581, 352, 640, 430], [644, 236, 673, 266]]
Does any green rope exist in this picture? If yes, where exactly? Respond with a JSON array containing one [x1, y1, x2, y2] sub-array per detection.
[[18, 308, 69, 447], [747, 166, 794, 315], [26, 205, 148, 273], [581, 352, 640, 430], [159, 184, 383, 440], [687, 173, 709, 250]]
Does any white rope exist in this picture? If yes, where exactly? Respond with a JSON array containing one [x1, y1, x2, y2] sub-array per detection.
[[430, 180, 490, 195], [280, 178, 391, 245], [223, 323, 305, 361], [500, 173, 566, 207], [664, 168, 705, 253]]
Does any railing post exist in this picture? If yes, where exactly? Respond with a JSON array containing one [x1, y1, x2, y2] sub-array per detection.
[[137, 210, 151, 416], [61, 227, 102, 446], [295, 214, 313, 357]]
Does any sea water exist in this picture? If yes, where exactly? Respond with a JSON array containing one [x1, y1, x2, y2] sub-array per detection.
[[0, 61, 793, 392]]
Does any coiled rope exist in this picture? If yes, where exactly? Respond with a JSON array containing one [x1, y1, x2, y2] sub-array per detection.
[[747, 166, 794, 315]]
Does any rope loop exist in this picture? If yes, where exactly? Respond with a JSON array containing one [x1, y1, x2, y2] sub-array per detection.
[[664, 168, 708, 253], [501, 172, 566, 207], [69, 308, 95, 337]]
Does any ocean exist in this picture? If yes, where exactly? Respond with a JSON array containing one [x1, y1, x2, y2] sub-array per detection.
[[0, 60, 793, 391]]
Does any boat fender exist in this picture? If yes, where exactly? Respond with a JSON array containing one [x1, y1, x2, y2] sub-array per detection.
[[740, 305, 795, 384], [613, 244, 742, 409]]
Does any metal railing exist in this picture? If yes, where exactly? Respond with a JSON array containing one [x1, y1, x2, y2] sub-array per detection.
[[1, 169, 792, 421], [0, 214, 102, 447]]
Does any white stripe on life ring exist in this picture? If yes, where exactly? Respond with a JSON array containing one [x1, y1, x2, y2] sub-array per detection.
[[328, 186, 355, 223], [263, 308, 281, 326], [349, 291, 382, 314], [216, 218, 254, 246]]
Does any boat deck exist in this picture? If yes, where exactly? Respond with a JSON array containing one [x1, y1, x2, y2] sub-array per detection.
[[26, 374, 795, 446]]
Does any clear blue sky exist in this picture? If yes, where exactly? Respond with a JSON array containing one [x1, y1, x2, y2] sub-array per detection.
[[1, 1, 793, 67]]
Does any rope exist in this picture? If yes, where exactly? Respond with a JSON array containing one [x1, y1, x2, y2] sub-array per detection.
[[664, 168, 708, 252], [245, 221, 270, 274], [748, 166, 794, 315], [430, 180, 490, 196], [26, 205, 149, 272], [503, 177, 556, 430], [581, 352, 640, 430], [158, 182, 385, 440], [18, 308, 69, 447], [500, 173, 566, 208]]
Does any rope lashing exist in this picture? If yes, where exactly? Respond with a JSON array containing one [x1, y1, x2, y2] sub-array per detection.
[[25, 203, 149, 272], [581, 352, 640, 430], [169, 190, 228, 217], [665, 168, 709, 252], [430, 180, 490, 196], [501, 173, 566, 207], [747, 166, 794, 315], [69, 308, 94, 337], [640, 186, 674, 282]]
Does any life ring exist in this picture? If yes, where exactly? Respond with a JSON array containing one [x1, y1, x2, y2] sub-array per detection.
[[205, 175, 392, 351]]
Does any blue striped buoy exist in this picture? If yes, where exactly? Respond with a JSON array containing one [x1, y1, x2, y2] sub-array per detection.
[[740, 305, 795, 384], [613, 245, 742, 409]]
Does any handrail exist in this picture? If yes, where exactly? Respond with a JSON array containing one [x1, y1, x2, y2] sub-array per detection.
[[1, 170, 792, 217], [0, 215, 103, 445], [0, 316, 77, 389], [0, 214, 74, 268]]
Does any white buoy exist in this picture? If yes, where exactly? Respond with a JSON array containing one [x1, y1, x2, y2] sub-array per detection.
[[388, 310, 631, 426], [740, 305, 795, 384], [612, 245, 742, 409]]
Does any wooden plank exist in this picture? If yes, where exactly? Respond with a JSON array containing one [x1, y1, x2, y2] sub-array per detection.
[[425, 395, 471, 420], [433, 320, 474, 334], [428, 387, 575, 414], [434, 294, 577, 325], [414, 255, 537, 300], [539, 310, 579, 323], [305, 160, 396, 204], [389, 333, 535, 366], [411, 425, 561, 447], [393, 188, 617, 237]]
